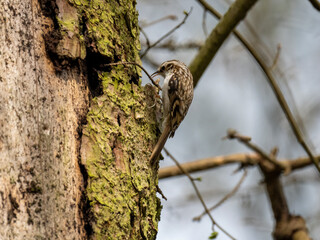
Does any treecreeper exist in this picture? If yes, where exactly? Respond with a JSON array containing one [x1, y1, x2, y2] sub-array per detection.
[[149, 60, 194, 163]]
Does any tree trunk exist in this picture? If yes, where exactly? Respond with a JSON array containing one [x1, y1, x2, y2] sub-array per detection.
[[0, 0, 160, 239]]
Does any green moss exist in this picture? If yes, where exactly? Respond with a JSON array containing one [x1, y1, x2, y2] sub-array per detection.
[[55, 0, 140, 60], [54, 1, 87, 59], [66, 0, 140, 62], [82, 79, 160, 239], [63, 0, 162, 239]]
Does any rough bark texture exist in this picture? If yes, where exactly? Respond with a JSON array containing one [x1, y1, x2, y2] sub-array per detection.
[[0, 0, 160, 239], [0, 0, 89, 239], [76, 0, 162, 239]]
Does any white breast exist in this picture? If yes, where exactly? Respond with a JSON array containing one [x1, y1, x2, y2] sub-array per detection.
[[162, 72, 173, 118]]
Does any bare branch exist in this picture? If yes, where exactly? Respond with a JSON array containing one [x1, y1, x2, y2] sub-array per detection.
[[141, 39, 202, 51], [259, 161, 311, 239], [224, 129, 288, 170], [202, 9, 208, 37], [189, 0, 259, 86], [197, 0, 320, 174], [308, 0, 320, 11], [140, 9, 192, 59], [140, 15, 178, 28], [158, 153, 315, 179], [142, 56, 159, 69], [159, 153, 257, 179], [193, 169, 247, 221], [270, 44, 281, 70], [139, 27, 151, 49], [163, 148, 236, 240]]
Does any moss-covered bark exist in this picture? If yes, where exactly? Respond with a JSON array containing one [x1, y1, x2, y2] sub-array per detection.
[[58, 0, 162, 239], [81, 76, 161, 240], [2, 0, 159, 239]]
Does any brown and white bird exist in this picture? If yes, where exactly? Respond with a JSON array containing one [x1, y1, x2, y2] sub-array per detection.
[[149, 60, 194, 163]]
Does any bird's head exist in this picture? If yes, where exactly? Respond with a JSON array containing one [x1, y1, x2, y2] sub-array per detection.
[[151, 60, 186, 78]]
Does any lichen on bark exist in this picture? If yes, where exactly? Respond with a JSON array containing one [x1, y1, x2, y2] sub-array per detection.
[[81, 80, 161, 239], [68, 0, 162, 239]]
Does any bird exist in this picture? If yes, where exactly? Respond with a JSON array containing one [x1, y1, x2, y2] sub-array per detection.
[[149, 60, 194, 163]]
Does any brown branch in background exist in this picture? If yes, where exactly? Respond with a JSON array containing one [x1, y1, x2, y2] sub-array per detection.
[[158, 153, 315, 179], [197, 0, 320, 174], [259, 161, 311, 239], [159, 153, 257, 179], [102, 62, 162, 90], [140, 9, 192, 59], [140, 15, 178, 28], [193, 169, 248, 221], [189, 0, 259, 85], [163, 148, 236, 240], [308, 0, 320, 11], [142, 39, 203, 51], [224, 129, 288, 171]]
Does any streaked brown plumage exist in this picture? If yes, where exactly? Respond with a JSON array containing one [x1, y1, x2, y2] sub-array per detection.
[[149, 60, 194, 163]]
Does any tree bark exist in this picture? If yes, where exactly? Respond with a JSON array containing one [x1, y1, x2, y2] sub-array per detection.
[[0, 0, 89, 238], [0, 0, 160, 239]]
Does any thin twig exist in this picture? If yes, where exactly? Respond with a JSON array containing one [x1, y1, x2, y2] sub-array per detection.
[[225, 129, 288, 170], [142, 39, 202, 51], [143, 56, 159, 69], [156, 185, 167, 200], [139, 26, 151, 49], [140, 15, 178, 28], [243, 16, 309, 142], [193, 169, 247, 221], [202, 9, 208, 37], [102, 62, 162, 90], [270, 44, 281, 70], [140, 8, 192, 59], [163, 148, 236, 240], [197, 0, 320, 174]]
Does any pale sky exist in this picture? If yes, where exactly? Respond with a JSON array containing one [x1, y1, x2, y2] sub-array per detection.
[[137, 0, 320, 239]]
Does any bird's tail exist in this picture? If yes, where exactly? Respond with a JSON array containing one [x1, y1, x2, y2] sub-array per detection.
[[149, 125, 171, 163]]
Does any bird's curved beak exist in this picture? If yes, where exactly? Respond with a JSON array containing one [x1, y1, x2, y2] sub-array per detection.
[[151, 71, 160, 78]]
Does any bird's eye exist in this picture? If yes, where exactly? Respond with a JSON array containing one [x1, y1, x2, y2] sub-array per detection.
[[160, 66, 165, 72]]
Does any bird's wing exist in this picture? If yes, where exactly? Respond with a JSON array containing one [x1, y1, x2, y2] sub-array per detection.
[[168, 74, 184, 138]]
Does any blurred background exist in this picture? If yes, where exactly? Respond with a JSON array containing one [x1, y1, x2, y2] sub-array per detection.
[[137, 0, 320, 239]]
